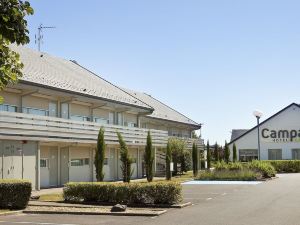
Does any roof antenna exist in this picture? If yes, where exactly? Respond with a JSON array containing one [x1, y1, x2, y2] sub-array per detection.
[[35, 23, 56, 52]]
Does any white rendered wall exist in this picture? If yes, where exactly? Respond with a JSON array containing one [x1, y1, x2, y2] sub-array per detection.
[[229, 105, 300, 160]]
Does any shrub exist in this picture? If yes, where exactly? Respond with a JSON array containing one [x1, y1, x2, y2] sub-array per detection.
[[0, 180, 32, 209], [248, 161, 276, 178], [197, 169, 258, 181], [144, 131, 154, 182], [95, 127, 105, 181], [63, 181, 182, 205], [263, 160, 300, 173]]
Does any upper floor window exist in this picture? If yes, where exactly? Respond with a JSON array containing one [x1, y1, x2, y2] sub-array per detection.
[[22, 107, 49, 116], [70, 115, 90, 122], [94, 117, 109, 125], [0, 104, 17, 112]]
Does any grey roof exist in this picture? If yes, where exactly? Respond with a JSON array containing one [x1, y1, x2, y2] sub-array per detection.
[[11, 45, 152, 110], [122, 88, 201, 127], [230, 129, 249, 142]]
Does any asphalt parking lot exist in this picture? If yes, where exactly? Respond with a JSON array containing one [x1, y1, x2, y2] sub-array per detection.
[[1, 174, 300, 225]]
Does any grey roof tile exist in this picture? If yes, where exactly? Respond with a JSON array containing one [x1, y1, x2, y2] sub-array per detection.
[[11, 45, 151, 110], [122, 88, 200, 127]]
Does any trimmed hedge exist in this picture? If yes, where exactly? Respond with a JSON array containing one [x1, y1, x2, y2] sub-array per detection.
[[0, 180, 32, 209], [63, 181, 182, 205], [198, 169, 258, 181], [264, 160, 300, 173]]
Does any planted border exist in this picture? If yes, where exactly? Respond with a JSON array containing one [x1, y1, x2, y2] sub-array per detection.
[[63, 182, 182, 205]]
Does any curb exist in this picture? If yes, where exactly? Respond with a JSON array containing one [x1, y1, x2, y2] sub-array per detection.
[[28, 201, 192, 209], [23, 210, 167, 217], [0, 211, 23, 217]]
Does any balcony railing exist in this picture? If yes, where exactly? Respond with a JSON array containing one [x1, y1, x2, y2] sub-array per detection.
[[0, 111, 203, 148]]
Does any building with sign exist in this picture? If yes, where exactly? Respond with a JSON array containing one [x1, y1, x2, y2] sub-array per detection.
[[228, 103, 300, 161], [0, 45, 203, 190]]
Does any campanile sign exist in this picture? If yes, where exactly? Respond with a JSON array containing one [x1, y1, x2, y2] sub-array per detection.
[[261, 128, 300, 143]]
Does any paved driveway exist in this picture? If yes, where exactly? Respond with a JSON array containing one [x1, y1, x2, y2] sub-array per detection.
[[2, 174, 300, 225]]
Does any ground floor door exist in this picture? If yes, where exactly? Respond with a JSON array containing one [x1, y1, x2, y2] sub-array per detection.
[[268, 149, 282, 160], [60, 147, 69, 185], [2, 141, 22, 179], [40, 146, 58, 188]]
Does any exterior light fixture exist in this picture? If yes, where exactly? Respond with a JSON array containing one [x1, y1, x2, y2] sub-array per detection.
[[253, 110, 263, 160]]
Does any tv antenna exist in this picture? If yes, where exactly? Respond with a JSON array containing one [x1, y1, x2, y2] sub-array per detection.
[[35, 23, 56, 52]]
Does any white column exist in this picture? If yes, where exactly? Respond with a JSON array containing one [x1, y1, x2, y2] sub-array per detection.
[[36, 142, 40, 190], [57, 146, 61, 186]]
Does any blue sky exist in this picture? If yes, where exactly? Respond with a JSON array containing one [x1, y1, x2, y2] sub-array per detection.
[[25, 0, 300, 145]]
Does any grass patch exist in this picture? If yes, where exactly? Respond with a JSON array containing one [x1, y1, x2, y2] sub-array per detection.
[[0, 209, 10, 213], [38, 193, 64, 202]]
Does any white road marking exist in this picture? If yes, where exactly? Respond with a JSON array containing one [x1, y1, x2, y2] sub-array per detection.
[[221, 193, 227, 196], [0, 222, 78, 225], [206, 198, 213, 201]]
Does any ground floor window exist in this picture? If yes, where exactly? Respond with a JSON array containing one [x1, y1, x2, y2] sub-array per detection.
[[268, 149, 282, 160], [40, 158, 49, 168], [292, 149, 300, 159], [239, 149, 258, 162], [70, 158, 90, 166]]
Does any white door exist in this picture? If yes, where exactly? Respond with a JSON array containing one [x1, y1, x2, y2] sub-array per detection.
[[40, 158, 50, 188], [130, 149, 138, 179]]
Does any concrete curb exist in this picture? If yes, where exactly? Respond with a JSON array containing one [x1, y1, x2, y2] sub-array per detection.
[[0, 210, 23, 217], [28, 201, 192, 209], [23, 210, 167, 217]]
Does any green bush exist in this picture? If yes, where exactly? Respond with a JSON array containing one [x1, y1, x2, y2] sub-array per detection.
[[0, 180, 32, 209], [215, 161, 243, 171], [248, 161, 276, 178], [197, 169, 258, 181], [263, 160, 300, 173], [63, 181, 182, 205]]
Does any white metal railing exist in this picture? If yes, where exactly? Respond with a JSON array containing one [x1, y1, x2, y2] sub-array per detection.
[[0, 111, 203, 148]]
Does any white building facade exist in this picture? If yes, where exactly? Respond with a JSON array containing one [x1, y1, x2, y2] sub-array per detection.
[[228, 103, 300, 162], [0, 45, 203, 190]]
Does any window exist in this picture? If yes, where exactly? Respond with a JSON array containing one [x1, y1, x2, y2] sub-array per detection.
[[292, 149, 300, 159], [0, 104, 17, 112], [70, 158, 90, 166], [109, 112, 114, 125], [239, 149, 258, 162], [49, 102, 57, 117], [40, 159, 48, 168], [117, 112, 123, 126], [268, 149, 282, 160], [61, 103, 69, 119], [104, 158, 108, 165], [23, 107, 49, 116], [125, 122, 137, 127], [94, 117, 109, 125], [70, 115, 90, 122]]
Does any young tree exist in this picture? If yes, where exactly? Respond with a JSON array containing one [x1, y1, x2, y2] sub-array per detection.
[[192, 142, 198, 177], [166, 140, 172, 180], [0, 0, 34, 101], [233, 143, 237, 162], [168, 138, 186, 175], [214, 142, 219, 162], [117, 132, 133, 183], [144, 131, 154, 182], [224, 141, 230, 164], [94, 127, 105, 181], [207, 140, 211, 170]]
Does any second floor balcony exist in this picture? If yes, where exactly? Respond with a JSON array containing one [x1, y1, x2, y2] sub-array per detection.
[[0, 110, 203, 150]]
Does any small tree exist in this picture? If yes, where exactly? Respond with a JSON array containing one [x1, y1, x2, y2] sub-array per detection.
[[233, 143, 237, 162], [117, 132, 133, 183], [214, 142, 219, 162], [192, 142, 198, 177], [207, 140, 211, 170], [144, 131, 154, 182], [224, 141, 230, 164], [94, 127, 105, 181], [0, 0, 34, 101], [166, 140, 172, 180]]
